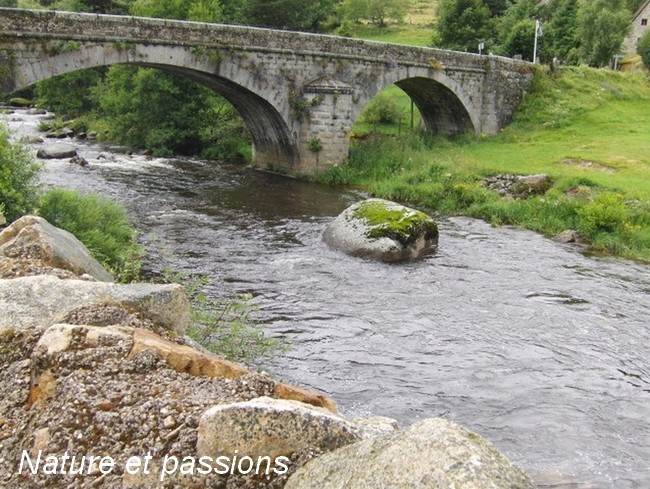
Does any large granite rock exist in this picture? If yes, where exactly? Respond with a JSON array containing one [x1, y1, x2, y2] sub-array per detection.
[[323, 199, 438, 263], [36, 142, 77, 159], [0, 215, 113, 281], [0, 275, 190, 335], [285, 417, 536, 489], [197, 397, 360, 461]]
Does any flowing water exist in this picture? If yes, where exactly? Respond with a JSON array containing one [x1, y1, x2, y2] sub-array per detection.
[[5, 109, 650, 488]]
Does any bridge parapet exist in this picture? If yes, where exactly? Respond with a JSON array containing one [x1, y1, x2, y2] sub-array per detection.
[[0, 8, 534, 175]]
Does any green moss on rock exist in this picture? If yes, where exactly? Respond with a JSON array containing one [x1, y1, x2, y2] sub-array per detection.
[[352, 200, 438, 246]]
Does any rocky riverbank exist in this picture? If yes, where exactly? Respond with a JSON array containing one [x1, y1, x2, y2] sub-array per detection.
[[0, 215, 535, 488]]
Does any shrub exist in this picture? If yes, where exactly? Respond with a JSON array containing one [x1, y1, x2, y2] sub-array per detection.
[[577, 192, 629, 236], [0, 124, 41, 222], [361, 93, 404, 125], [165, 270, 289, 365], [38, 189, 142, 282]]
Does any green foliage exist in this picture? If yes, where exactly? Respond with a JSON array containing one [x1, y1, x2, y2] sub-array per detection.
[[308, 137, 323, 153], [502, 18, 536, 61], [578, 0, 630, 67], [342, 0, 409, 27], [544, 0, 580, 63], [0, 124, 41, 222], [37, 189, 143, 282], [188, 290, 289, 365], [36, 69, 104, 118], [433, 0, 493, 52], [239, 0, 339, 31], [0, 0, 17, 6], [93, 65, 246, 157], [497, 0, 539, 39], [130, 0, 222, 22], [71, 0, 128, 13], [160, 269, 290, 365], [577, 192, 629, 235], [627, 0, 647, 13], [484, 0, 508, 17], [360, 93, 404, 125], [638, 30, 650, 69]]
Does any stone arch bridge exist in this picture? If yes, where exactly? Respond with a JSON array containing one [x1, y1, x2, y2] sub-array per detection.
[[0, 8, 534, 175]]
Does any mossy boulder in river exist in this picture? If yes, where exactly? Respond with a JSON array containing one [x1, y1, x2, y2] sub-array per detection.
[[323, 199, 438, 263]]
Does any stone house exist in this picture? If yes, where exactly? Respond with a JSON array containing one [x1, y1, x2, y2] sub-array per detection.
[[624, 0, 650, 53]]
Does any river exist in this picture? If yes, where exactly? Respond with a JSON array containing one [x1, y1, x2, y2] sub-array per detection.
[[4, 109, 650, 488]]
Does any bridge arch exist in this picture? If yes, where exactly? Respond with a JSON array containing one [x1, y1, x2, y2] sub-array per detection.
[[352, 67, 480, 136], [10, 42, 299, 168]]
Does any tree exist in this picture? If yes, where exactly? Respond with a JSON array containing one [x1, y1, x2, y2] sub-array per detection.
[[545, 0, 580, 63], [484, 0, 509, 17], [130, 0, 222, 22], [241, 0, 340, 31], [496, 0, 539, 51], [638, 29, 650, 69], [503, 18, 536, 60], [36, 69, 104, 118], [71, 0, 121, 14], [433, 0, 493, 52], [627, 0, 646, 13], [342, 0, 409, 28], [578, 0, 630, 67]]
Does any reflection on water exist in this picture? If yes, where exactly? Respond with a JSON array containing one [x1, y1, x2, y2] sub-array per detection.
[[6, 109, 650, 488]]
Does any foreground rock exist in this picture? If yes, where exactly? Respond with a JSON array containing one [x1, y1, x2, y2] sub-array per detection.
[[323, 198, 438, 263], [0, 215, 113, 281], [36, 142, 77, 159], [285, 417, 535, 489], [553, 229, 589, 246], [197, 397, 360, 460], [0, 275, 190, 335]]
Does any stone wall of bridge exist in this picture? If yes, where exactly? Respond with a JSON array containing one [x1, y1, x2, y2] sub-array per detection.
[[0, 8, 534, 175]]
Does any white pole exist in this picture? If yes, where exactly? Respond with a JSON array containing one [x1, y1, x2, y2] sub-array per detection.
[[533, 19, 539, 63]]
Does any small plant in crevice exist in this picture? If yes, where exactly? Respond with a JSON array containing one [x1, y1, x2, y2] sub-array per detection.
[[309, 136, 323, 167]]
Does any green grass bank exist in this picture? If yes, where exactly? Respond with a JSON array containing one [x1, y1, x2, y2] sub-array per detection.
[[314, 66, 650, 263]]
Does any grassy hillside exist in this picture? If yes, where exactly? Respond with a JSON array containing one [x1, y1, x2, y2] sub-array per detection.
[[316, 67, 650, 262], [347, 0, 437, 46]]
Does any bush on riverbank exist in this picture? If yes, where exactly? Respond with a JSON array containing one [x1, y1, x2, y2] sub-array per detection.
[[0, 124, 41, 222], [313, 67, 650, 262], [37, 189, 143, 282]]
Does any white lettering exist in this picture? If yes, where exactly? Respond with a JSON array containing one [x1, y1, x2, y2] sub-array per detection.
[[19, 450, 41, 475]]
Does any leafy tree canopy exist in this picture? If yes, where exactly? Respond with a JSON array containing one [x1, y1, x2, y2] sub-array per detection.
[[433, 0, 493, 52], [240, 0, 340, 31], [578, 0, 630, 67], [544, 0, 580, 62], [502, 18, 536, 60], [130, 0, 223, 22]]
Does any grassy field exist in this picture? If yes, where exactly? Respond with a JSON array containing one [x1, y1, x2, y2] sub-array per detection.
[[315, 67, 650, 262], [347, 0, 437, 46]]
